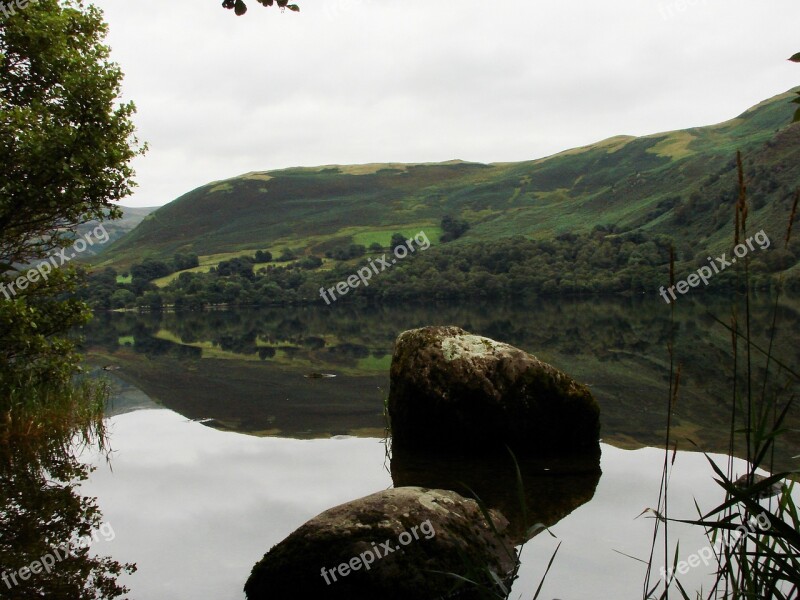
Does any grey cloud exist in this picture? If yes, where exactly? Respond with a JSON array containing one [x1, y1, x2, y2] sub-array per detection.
[[94, 0, 800, 207]]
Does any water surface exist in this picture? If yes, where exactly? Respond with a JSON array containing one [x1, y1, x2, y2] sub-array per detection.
[[70, 295, 800, 598]]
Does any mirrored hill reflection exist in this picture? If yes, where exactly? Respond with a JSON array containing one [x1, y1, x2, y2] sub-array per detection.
[[0, 439, 135, 600], [81, 295, 800, 464]]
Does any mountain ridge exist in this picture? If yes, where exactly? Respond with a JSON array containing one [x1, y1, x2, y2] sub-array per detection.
[[95, 87, 800, 271]]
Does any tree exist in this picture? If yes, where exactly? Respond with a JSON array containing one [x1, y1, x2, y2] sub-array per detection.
[[390, 233, 407, 254], [348, 243, 365, 258], [142, 290, 164, 310], [1, 1, 143, 394], [110, 288, 136, 309], [440, 215, 470, 243], [1, 2, 142, 274], [254, 249, 272, 263], [221, 0, 299, 17], [131, 259, 172, 283], [297, 255, 322, 270], [173, 252, 199, 271], [276, 248, 297, 262], [217, 257, 255, 280]]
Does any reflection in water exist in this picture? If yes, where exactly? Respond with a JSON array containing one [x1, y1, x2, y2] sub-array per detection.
[[0, 438, 135, 599], [390, 446, 602, 545], [81, 296, 800, 463], [70, 410, 772, 599], [243, 436, 601, 597]]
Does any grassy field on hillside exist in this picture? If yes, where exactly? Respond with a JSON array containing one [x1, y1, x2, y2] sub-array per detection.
[[92, 88, 800, 286]]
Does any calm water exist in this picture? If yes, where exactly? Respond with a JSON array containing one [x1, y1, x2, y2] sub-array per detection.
[[25, 295, 800, 598]]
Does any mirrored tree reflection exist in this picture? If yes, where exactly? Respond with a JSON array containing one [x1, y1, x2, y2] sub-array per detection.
[[82, 298, 800, 461], [0, 434, 135, 599]]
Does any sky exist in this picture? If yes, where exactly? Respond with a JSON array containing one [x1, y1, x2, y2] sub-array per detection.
[[93, 0, 800, 208]]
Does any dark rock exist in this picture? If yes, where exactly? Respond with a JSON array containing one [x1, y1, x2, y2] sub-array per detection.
[[244, 486, 516, 600], [733, 473, 784, 499], [388, 326, 600, 454]]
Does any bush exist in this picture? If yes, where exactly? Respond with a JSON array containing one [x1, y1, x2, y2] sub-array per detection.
[[110, 289, 136, 309], [254, 250, 273, 262]]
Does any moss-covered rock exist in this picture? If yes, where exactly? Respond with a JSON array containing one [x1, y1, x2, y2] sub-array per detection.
[[244, 486, 516, 600], [388, 326, 600, 454]]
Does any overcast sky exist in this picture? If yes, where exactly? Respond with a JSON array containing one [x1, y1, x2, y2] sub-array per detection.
[[93, 0, 800, 208]]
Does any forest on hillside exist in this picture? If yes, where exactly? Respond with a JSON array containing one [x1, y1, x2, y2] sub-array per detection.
[[81, 223, 800, 311]]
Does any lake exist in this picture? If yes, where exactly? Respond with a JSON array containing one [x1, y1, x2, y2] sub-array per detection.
[[20, 294, 800, 598]]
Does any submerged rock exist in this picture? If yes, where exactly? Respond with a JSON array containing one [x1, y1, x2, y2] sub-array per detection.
[[388, 326, 600, 454], [244, 486, 516, 600], [733, 473, 784, 499]]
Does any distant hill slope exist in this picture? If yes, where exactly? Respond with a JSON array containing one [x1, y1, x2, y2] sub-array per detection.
[[77, 206, 159, 257], [97, 88, 800, 269]]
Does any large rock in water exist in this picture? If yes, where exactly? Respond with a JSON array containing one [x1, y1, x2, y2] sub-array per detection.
[[388, 326, 600, 454], [244, 487, 516, 600]]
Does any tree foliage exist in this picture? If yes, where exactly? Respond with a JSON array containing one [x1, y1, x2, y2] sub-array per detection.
[[0, 0, 143, 392], [254, 249, 272, 263], [174, 252, 200, 271], [1, 4, 140, 594], [84, 225, 800, 311], [440, 215, 470, 243], [0, 1, 142, 273], [221, 0, 299, 17]]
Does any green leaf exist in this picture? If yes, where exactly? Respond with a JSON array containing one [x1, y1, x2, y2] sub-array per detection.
[[287, 4, 300, 11], [788, 52, 800, 63], [234, 0, 247, 15]]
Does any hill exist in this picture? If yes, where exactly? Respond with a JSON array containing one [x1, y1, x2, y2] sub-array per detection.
[[96, 88, 800, 271], [76, 205, 159, 257], [83, 88, 800, 310]]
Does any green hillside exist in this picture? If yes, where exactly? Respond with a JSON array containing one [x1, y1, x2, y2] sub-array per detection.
[[97, 87, 800, 271], [75, 205, 159, 257]]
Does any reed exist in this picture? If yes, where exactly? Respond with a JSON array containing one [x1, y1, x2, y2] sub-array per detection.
[[645, 153, 800, 599]]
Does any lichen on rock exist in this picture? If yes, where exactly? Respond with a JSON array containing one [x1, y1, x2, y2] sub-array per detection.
[[388, 326, 600, 455], [244, 486, 516, 600]]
